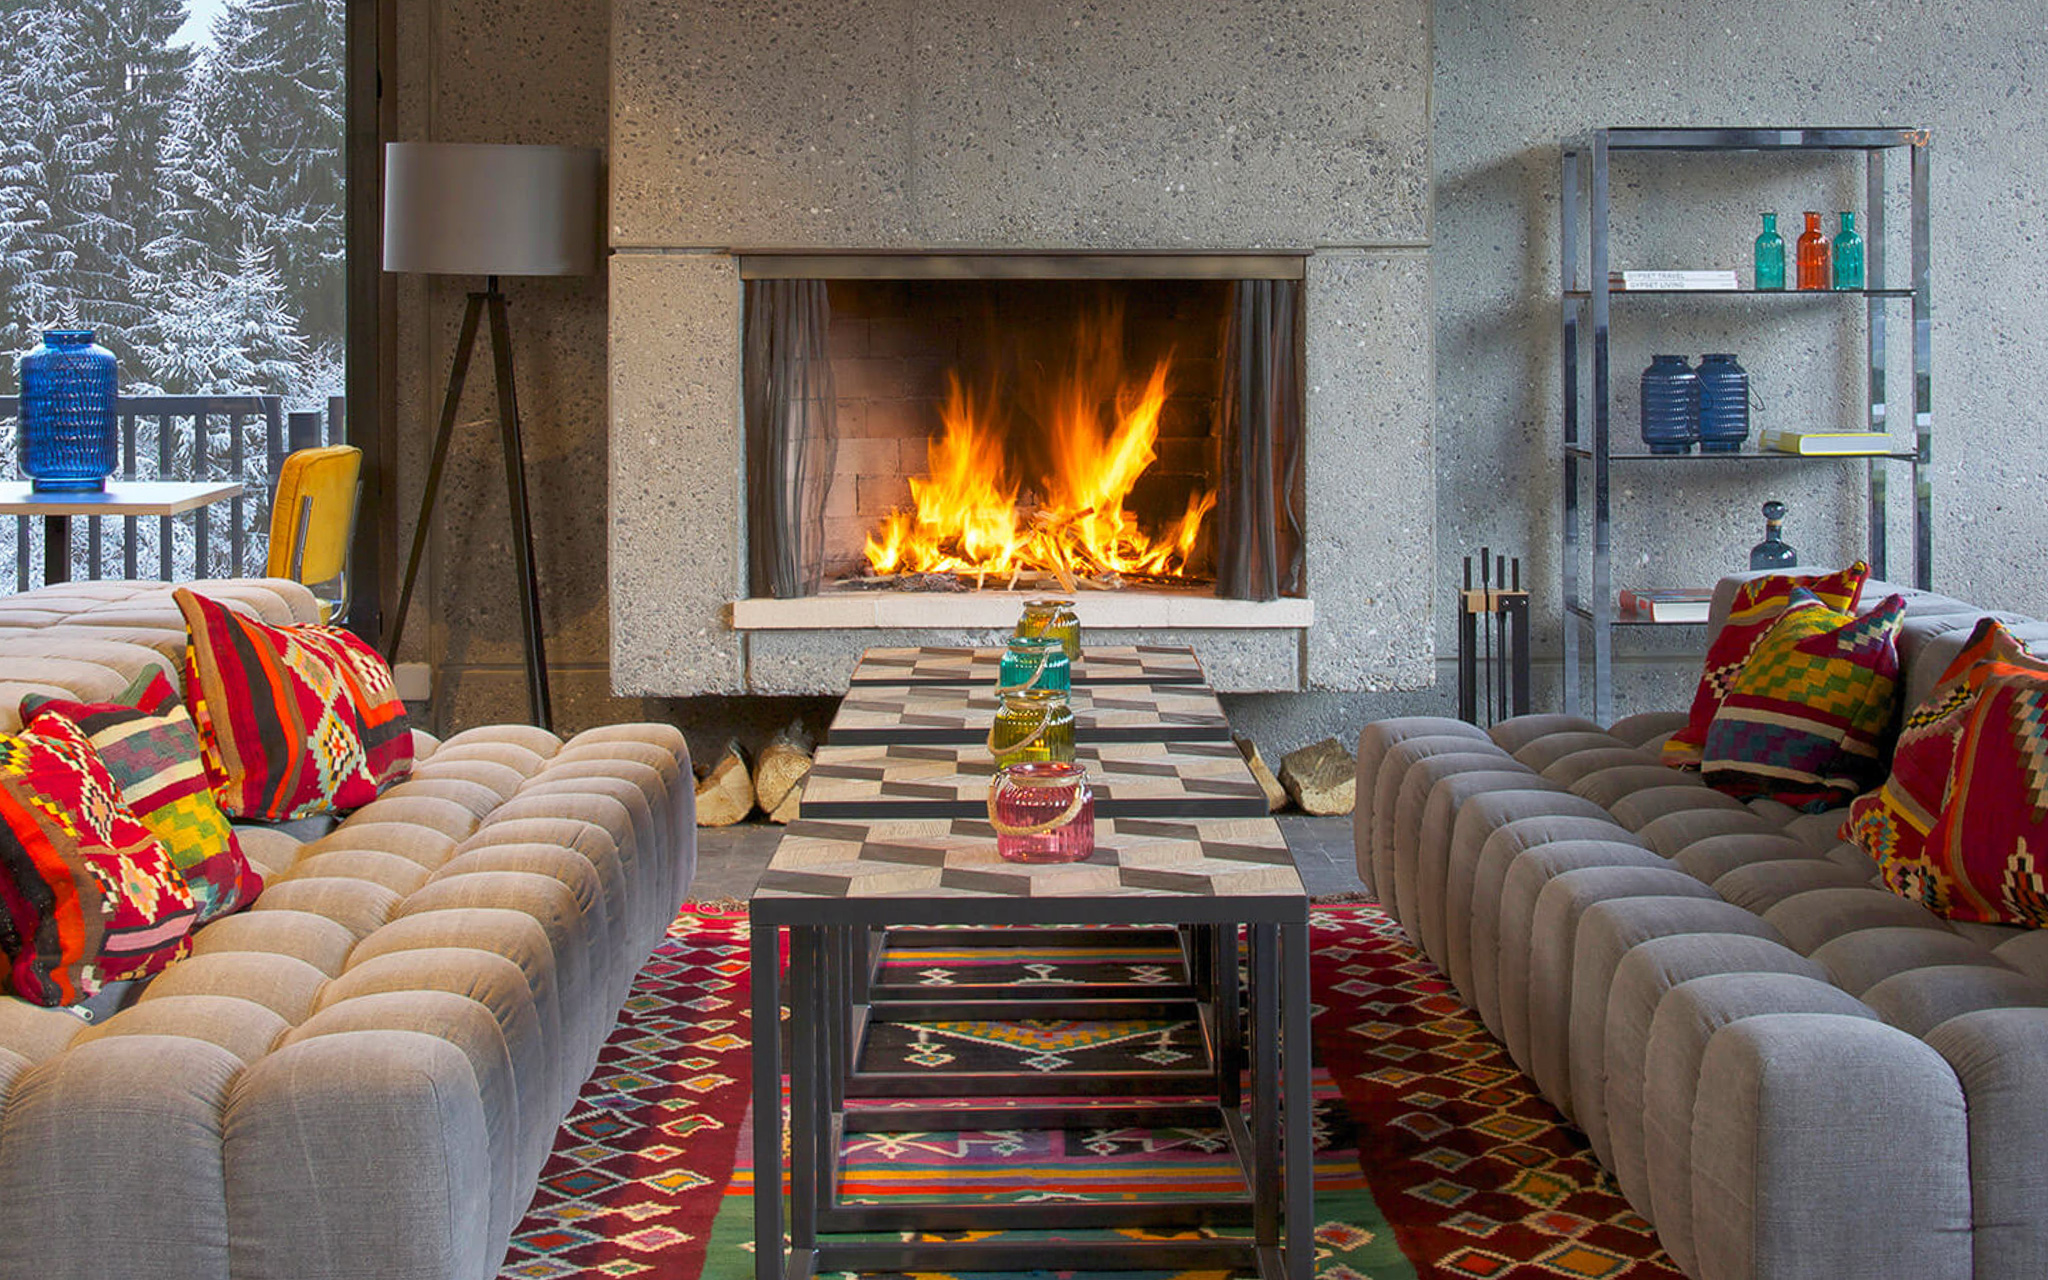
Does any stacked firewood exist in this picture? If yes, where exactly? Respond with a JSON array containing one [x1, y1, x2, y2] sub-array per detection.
[[693, 721, 817, 827]]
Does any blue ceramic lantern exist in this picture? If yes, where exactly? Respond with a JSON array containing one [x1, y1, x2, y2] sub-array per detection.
[[1639, 354, 1699, 455], [19, 329, 118, 491]]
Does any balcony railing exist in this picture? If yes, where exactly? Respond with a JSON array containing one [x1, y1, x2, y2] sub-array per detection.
[[0, 395, 346, 592]]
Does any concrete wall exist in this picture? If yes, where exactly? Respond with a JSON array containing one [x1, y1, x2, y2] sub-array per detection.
[[405, 0, 2048, 760]]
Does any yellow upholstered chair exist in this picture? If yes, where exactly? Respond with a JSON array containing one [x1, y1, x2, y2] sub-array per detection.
[[266, 445, 362, 624]]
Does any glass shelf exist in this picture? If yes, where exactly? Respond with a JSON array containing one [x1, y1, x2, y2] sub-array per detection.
[[1563, 286, 1915, 299], [1565, 444, 1918, 462], [1565, 600, 1707, 626]]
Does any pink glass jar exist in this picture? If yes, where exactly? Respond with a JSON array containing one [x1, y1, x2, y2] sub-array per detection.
[[987, 760, 1096, 863]]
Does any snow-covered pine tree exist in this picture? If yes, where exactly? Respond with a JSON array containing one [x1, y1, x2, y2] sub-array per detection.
[[0, 0, 123, 355], [157, 0, 343, 355]]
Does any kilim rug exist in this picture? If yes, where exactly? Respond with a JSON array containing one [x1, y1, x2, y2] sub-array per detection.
[[497, 904, 1683, 1279]]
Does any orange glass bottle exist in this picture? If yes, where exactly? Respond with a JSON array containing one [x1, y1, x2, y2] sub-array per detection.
[[1795, 211, 1831, 290]]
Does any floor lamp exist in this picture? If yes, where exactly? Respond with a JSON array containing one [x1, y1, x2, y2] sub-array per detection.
[[382, 141, 598, 731]]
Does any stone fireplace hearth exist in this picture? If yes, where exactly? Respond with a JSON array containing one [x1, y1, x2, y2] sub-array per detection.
[[607, 0, 1436, 697]]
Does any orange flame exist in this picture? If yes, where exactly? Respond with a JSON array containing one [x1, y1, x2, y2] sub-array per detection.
[[863, 308, 1215, 582]]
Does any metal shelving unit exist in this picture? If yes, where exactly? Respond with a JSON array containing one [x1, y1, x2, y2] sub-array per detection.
[[1560, 126, 1931, 722]]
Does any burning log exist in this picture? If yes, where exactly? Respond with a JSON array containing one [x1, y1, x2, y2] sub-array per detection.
[[754, 720, 815, 825], [694, 740, 755, 827]]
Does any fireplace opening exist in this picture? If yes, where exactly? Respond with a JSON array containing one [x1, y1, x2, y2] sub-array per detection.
[[743, 258, 1305, 605]]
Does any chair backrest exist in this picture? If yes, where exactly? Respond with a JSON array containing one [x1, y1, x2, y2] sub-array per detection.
[[266, 445, 362, 617]]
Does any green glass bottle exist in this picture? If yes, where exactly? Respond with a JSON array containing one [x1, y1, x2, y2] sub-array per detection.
[[1753, 213, 1786, 291], [1832, 211, 1865, 290]]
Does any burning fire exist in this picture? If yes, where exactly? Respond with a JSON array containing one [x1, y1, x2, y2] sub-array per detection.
[[863, 310, 1216, 583]]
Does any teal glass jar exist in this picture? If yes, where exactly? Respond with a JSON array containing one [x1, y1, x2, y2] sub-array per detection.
[[1016, 597, 1081, 661], [998, 635, 1070, 693], [1832, 212, 1865, 290]]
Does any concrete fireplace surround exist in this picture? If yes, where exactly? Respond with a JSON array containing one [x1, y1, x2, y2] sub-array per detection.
[[607, 0, 1435, 696]]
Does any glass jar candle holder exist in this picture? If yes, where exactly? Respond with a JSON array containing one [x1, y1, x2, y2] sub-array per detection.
[[987, 760, 1095, 863], [1016, 597, 1081, 661], [988, 689, 1075, 765], [998, 635, 1070, 694]]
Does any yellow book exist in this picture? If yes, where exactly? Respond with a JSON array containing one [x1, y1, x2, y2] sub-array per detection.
[[1758, 428, 1898, 456]]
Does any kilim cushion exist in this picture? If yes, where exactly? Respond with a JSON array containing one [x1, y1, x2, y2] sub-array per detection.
[[1663, 562, 1869, 767], [175, 587, 380, 821], [22, 668, 263, 923], [0, 715, 197, 1006], [1846, 617, 2048, 926], [287, 626, 413, 790], [1701, 587, 1905, 812]]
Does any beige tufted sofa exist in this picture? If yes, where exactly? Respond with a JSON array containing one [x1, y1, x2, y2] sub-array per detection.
[[0, 580, 696, 1280], [1357, 570, 2048, 1280]]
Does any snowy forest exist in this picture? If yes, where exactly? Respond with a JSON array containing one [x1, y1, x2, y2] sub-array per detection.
[[0, 0, 343, 403]]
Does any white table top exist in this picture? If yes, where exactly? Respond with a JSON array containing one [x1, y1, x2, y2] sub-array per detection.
[[0, 480, 244, 516]]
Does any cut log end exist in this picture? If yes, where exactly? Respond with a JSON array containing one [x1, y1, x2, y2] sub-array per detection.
[[1233, 734, 1289, 814], [694, 739, 755, 827], [755, 720, 816, 825], [1278, 737, 1357, 816]]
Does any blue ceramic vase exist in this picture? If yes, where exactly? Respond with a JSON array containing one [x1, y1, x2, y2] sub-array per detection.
[[19, 329, 117, 491], [1639, 354, 1698, 455], [1696, 353, 1751, 453]]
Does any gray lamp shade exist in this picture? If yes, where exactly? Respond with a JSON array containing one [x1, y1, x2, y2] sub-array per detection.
[[383, 142, 599, 277]]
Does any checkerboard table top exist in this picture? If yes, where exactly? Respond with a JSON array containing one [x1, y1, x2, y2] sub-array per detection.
[[848, 644, 1207, 687], [828, 683, 1231, 745], [755, 814, 1305, 900], [801, 739, 1269, 819]]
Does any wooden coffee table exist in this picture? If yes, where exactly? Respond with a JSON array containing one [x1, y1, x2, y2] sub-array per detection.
[[749, 645, 1314, 1280]]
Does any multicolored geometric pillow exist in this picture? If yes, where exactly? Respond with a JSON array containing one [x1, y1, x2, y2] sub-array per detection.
[[289, 625, 413, 789], [22, 668, 263, 923], [175, 587, 380, 821], [1847, 618, 2048, 926], [0, 715, 197, 1006], [1701, 587, 1905, 811], [1663, 562, 1870, 767]]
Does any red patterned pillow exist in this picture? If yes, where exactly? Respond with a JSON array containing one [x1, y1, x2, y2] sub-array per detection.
[[0, 716, 197, 1006], [175, 587, 380, 820], [1702, 589, 1905, 811], [1663, 562, 1869, 767], [290, 625, 413, 789], [23, 668, 263, 923], [1847, 618, 2048, 926]]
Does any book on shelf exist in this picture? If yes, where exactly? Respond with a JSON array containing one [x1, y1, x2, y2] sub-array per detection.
[[1618, 587, 1713, 623], [1757, 427, 1898, 455], [1608, 269, 1740, 291]]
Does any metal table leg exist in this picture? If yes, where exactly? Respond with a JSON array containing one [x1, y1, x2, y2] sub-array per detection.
[[750, 917, 784, 1280], [1283, 918, 1313, 1280]]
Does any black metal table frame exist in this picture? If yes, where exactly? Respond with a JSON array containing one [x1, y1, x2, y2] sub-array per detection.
[[750, 895, 1312, 1280]]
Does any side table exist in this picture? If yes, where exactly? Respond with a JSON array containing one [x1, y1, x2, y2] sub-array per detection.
[[0, 480, 244, 584]]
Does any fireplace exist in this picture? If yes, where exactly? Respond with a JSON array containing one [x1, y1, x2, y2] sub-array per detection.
[[739, 255, 1306, 614]]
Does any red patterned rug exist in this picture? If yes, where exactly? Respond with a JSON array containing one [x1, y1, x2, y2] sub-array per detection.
[[496, 903, 1682, 1279]]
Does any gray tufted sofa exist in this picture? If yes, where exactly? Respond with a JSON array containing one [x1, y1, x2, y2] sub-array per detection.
[[1356, 569, 2048, 1280], [0, 579, 696, 1280]]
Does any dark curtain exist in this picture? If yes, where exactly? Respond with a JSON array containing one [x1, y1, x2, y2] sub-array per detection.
[[1215, 278, 1305, 601], [743, 279, 838, 598]]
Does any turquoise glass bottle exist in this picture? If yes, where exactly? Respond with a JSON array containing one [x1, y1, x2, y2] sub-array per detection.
[[1832, 212, 1865, 290], [1753, 213, 1786, 290]]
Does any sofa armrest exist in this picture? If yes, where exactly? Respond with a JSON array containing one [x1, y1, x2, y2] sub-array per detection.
[[1692, 1013, 1970, 1280]]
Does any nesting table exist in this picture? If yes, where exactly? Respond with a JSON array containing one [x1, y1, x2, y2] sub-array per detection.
[[749, 645, 1314, 1280]]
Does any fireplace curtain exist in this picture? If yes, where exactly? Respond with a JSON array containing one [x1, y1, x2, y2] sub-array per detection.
[[1216, 278, 1306, 601], [744, 279, 838, 598]]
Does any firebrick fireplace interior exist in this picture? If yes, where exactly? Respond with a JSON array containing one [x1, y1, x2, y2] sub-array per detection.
[[739, 254, 1307, 610]]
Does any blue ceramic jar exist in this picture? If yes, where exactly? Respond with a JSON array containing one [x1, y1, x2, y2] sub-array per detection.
[[1639, 354, 1699, 455], [19, 330, 117, 491], [1695, 353, 1751, 453]]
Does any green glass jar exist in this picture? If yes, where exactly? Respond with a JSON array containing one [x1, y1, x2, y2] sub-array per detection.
[[988, 689, 1076, 765], [998, 635, 1070, 693], [1016, 597, 1081, 661], [1753, 212, 1786, 290]]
